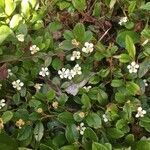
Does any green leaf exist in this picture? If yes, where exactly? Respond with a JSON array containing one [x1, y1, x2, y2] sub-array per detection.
[[60, 145, 78, 150], [92, 142, 108, 150], [0, 133, 18, 150], [5, 0, 16, 16], [48, 21, 62, 32], [57, 1, 70, 10], [17, 126, 32, 141], [84, 127, 98, 142], [21, 0, 30, 18], [72, 0, 86, 12], [92, 2, 101, 17], [138, 58, 150, 78], [2, 111, 13, 123], [0, 0, 4, 8], [107, 128, 124, 139], [84, 31, 93, 42], [73, 23, 85, 42], [9, 14, 22, 29], [59, 40, 75, 50], [115, 92, 126, 103], [58, 112, 74, 125], [141, 28, 150, 39], [140, 2, 150, 10], [125, 35, 136, 59], [47, 89, 56, 101], [118, 54, 131, 63], [97, 89, 108, 105], [126, 82, 140, 95], [136, 140, 150, 150], [86, 112, 101, 129], [111, 79, 124, 87], [116, 31, 140, 47], [0, 25, 13, 44], [52, 57, 62, 70], [34, 122, 44, 141], [65, 124, 79, 143], [81, 94, 91, 109], [128, 1, 136, 14]]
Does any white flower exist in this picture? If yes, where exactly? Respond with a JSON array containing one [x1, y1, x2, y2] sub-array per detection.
[[71, 39, 80, 46], [119, 17, 128, 25], [30, 45, 40, 55], [70, 51, 81, 61], [39, 67, 49, 77], [143, 79, 148, 87], [12, 80, 24, 91], [52, 101, 58, 109], [83, 86, 91, 92], [0, 84, 2, 89], [73, 64, 82, 75], [16, 34, 25, 42], [102, 114, 109, 122], [82, 42, 94, 54], [77, 122, 86, 135], [58, 68, 68, 79], [0, 99, 6, 109], [34, 83, 42, 91], [65, 69, 76, 80], [7, 69, 13, 78], [127, 61, 139, 73], [135, 107, 146, 118]]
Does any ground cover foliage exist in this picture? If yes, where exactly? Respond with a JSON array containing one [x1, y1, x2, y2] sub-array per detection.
[[0, 0, 150, 149]]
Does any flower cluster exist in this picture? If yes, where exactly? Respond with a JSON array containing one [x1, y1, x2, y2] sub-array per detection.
[[76, 122, 86, 135], [127, 61, 139, 73], [70, 51, 81, 61], [135, 107, 146, 118], [52, 101, 59, 109], [34, 83, 43, 91], [12, 80, 24, 91], [30, 45, 40, 55], [0, 99, 6, 109], [58, 64, 82, 80], [39, 67, 49, 77], [82, 42, 94, 54], [15, 119, 25, 129], [118, 17, 128, 25], [71, 39, 80, 47]]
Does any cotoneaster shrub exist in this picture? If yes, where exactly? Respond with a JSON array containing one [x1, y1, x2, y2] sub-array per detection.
[[0, 0, 150, 150]]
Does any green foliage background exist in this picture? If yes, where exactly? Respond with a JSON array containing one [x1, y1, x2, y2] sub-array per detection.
[[0, 0, 150, 149]]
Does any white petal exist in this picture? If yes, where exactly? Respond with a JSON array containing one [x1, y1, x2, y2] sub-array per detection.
[[84, 42, 89, 47], [127, 65, 131, 69], [80, 122, 84, 127], [135, 64, 139, 69], [142, 110, 146, 114], [82, 47, 87, 53], [135, 113, 139, 118], [129, 69, 133, 73], [80, 131, 84, 135], [70, 56, 75, 61], [131, 61, 136, 66], [20, 82, 24, 86], [137, 107, 142, 111]]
